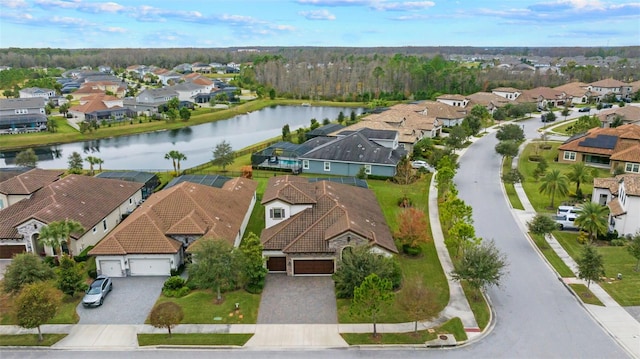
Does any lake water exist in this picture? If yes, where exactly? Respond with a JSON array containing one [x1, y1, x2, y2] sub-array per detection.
[[0, 106, 363, 170]]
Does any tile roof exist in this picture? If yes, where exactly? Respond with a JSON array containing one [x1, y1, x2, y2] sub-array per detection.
[[260, 177, 397, 254], [610, 144, 640, 162], [518, 87, 565, 102], [607, 198, 625, 217], [589, 78, 627, 88], [0, 175, 143, 240], [593, 177, 619, 193], [593, 174, 640, 196], [436, 94, 468, 101], [553, 82, 589, 97], [89, 178, 257, 255], [466, 92, 515, 108], [620, 174, 640, 196], [0, 168, 63, 195], [598, 106, 640, 123], [492, 87, 521, 92], [558, 124, 640, 158]]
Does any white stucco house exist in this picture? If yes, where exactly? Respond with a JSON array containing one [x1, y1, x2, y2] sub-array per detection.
[[592, 174, 640, 237]]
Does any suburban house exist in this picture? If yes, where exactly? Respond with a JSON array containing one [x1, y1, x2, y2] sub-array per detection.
[[557, 123, 640, 173], [89, 178, 257, 277], [419, 101, 465, 128], [19, 87, 56, 100], [68, 94, 134, 125], [136, 88, 178, 104], [465, 92, 516, 113], [0, 175, 142, 259], [260, 176, 398, 276], [0, 168, 63, 209], [554, 82, 592, 105], [587, 78, 634, 100], [436, 94, 470, 108], [165, 174, 233, 189], [597, 106, 640, 128], [492, 87, 521, 101], [153, 69, 182, 86], [0, 98, 48, 134], [299, 128, 407, 177], [305, 123, 345, 140], [95, 171, 160, 199], [70, 81, 126, 100], [592, 174, 640, 236], [172, 82, 209, 102], [252, 141, 327, 173], [517, 87, 568, 109]]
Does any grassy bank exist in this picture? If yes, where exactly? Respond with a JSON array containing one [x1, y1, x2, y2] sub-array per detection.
[[137, 333, 252, 346], [340, 318, 466, 345], [0, 334, 67, 346]]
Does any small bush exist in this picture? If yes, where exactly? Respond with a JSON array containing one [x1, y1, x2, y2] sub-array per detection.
[[529, 155, 542, 162], [397, 196, 413, 208], [402, 244, 423, 256], [610, 239, 626, 247], [87, 268, 98, 279], [74, 245, 94, 263], [163, 276, 186, 291], [163, 287, 190, 298], [245, 278, 265, 294]]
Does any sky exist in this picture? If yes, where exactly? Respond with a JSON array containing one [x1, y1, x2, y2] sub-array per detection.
[[0, 0, 639, 48]]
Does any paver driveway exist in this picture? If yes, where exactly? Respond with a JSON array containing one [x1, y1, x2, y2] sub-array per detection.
[[77, 276, 166, 324], [257, 274, 338, 324]]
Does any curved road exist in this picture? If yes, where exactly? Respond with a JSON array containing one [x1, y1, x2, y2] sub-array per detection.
[[453, 115, 628, 358]]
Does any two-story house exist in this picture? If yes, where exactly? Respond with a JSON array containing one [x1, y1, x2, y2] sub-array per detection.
[[0, 98, 48, 134], [492, 87, 521, 101], [592, 174, 640, 236], [19, 87, 56, 100], [587, 78, 633, 101], [136, 88, 178, 104]]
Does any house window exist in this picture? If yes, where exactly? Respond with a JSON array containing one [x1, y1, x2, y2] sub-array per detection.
[[625, 163, 639, 173], [103, 219, 107, 231], [129, 198, 133, 204], [324, 162, 331, 172], [93, 227, 97, 234], [269, 208, 285, 220], [364, 164, 372, 175], [563, 151, 576, 161], [302, 160, 309, 170]]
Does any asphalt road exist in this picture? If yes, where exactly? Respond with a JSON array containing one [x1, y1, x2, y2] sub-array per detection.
[[452, 115, 628, 358]]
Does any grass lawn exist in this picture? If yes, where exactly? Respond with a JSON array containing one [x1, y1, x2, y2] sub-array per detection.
[[0, 334, 67, 346], [568, 284, 604, 306], [460, 283, 490, 330], [0, 285, 81, 325], [501, 158, 524, 210], [137, 333, 252, 347], [548, 121, 575, 135], [553, 231, 640, 306], [337, 175, 450, 324], [340, 318, 466, 345], [529, 233, 575, 277], [150, 289, 260, 324], [518, 142, 610, 214]]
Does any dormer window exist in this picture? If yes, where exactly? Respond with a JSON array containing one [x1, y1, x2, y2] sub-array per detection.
[[270, 208, 285, 219]]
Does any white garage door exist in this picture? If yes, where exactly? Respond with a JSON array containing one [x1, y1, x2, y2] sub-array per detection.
[[99, 260, 123, 278], [129, 258, 171, 276]]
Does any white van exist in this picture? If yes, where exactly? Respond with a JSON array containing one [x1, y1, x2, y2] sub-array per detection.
[[557, 205, 580, 216]]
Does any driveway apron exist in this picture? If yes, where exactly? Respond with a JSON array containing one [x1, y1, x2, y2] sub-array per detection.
[[257, 274, 338, 324], [77, 276, 166, 324]]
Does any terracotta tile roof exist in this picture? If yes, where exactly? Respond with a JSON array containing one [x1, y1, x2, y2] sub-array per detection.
[[607, 198, 625, 216], [191, 77, 213, 86], [0, 175, 143, 240], [0, 168, 63, 195], [421, 101, 466, 119], [593, 177, 619, 193], [598, 106, 640, 123], [261, 177, 397, 254], [90, 178, 257, 255], [466, 92, 515, 108], [610, 144, 640, 162], [553, 82, 589, 97], [593, 174, 640, 196], [589, 78, 627, 88], [620, 174, 640, 196], [519, 87, 565, 102], [559, 124, 640, 157]]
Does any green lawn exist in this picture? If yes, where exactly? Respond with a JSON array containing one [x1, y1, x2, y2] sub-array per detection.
[[529, 233, 575, 277], [0, 334, 67, 346], [568, 284, 604, 306], [501, 158, 524, 210], [340, 317, 466, 345], [150, 289, 261, 324], [553, 231, 640, 306], [460, 283, 490, 330], [0, 285, 81, 325], [518, 142, 610, 213], [137, 333, 252, 346]]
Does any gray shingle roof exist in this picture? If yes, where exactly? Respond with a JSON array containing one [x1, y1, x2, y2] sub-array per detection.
[[300, 130, 404, 165]]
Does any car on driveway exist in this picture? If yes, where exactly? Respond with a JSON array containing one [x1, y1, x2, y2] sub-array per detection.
[[578, 107, 591, 112], [411, 160, 434, 171], [82, 275, 112, 307]]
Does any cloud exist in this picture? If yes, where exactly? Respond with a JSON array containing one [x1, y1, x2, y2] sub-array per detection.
[[296, 0, 434, 11], [476, 1, 640, 24], [299, 9, 336, 20], [372, 1, 435, 11], [34, 0, 125, 13], [0, 0, 29, 8], [102, 26, 127, 33]]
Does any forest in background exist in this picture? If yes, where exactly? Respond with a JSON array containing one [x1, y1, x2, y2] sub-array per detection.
[[1, 46, 638, 102]]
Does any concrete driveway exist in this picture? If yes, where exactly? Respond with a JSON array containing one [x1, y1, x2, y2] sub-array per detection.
[[257, 274, 338, 324], [77, 276, 166, 324]]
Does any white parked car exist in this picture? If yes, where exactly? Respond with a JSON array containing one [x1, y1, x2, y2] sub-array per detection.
[[411, 160, 434, 171]]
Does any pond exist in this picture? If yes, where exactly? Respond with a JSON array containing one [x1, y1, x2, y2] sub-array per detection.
[[0, 106, 363, 170]]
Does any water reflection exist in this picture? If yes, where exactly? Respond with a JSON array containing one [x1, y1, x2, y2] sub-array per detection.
[[1, 106, 362, 170]]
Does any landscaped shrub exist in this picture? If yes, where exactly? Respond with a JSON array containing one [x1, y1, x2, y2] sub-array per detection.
[[402, 244, 423, 256], [87, 268, 97, 279], [73, 245, 94, 263], [610, 239, 626, 247], [170, 264, 185, 276], [162, 276, 190, 298]]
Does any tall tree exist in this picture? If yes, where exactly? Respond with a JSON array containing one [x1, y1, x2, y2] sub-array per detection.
[[3, 253, 55, 294], [56, 255, 87, 296], [15, 282, 62, 342], [451, 240, 508, 300], [447, 220, 478, 258], [566, 162, 595, 196], [67, 151, 83, 174], [239, 232, 267, 293], [188, 239, 244, 302], [445, 125, 467, 151], [15, 148, 38, 167], [527, 214, 560, 236], [149, 302, 184, 337], [164, 150, 187, 174], [85, 156, 99, 175], [494, 140, 520, 159], [577, 244, 605, 288], [397, 280, 438, 333], [179, 107, 191, 121], [38, 219, 85, 257], [350, 273, 394, 338], [575, 202, 609, 243], [538, 169, 570, 209], [94, 157, 104, 173], [495, 123, 525, 142], [627, 233, 640, 272], [212, 140, 235, 171]]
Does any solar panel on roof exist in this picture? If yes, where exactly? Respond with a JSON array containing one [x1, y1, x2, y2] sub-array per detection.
[[165, 174, 231, 189], [579, 135, 617, 150], [308, 177, 368, 189]]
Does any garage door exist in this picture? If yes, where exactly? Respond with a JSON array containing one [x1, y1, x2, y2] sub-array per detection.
[[267, 257, 286, 272], [99, 260, 123, 277], [293, 259, 334, 275], [129, 258, 171, 276], [0, 245, 25, 259]]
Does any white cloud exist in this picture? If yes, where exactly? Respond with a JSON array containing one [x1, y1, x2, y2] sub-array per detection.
[[299, 9, 336, 20], [102, 26, 127, 33], [0, 0, 29, 8]]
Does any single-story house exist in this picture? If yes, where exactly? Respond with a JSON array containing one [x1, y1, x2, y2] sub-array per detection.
[[19, 87, 56, 100], [554, 82, 592, 105], [492, 87, 521, 101], [0, 168, 63, 209], [592, 174, 640, 236], [299, 128, 406, 177], [95, 171, 160, 199], [251, 139, 333, 173], [136, 88, 178, 105], [260, 176, 398, 276], [517, 87, 568, 109], [165, 174, 232, 189], [436, 94, 470, 108], [89, 178, 257, 277], [465, 92, 516, 114], [558, 123, 640, 173], [0, 175, 142, 259]]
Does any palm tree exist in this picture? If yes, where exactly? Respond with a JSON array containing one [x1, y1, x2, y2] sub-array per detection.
[[38, 219, 85, 257], [538, 169, 570, 209], [566, 162, 594, 196], [575, 202, 609, 242], [164, 150, 186, 174], [85, 156, 98, 175], [95, 157, 104, 173]]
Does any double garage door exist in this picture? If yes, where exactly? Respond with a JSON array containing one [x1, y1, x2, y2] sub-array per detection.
[[99, 258, 171, 277], [0, 245, 25, 259], [293, 259, 334, 275]]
